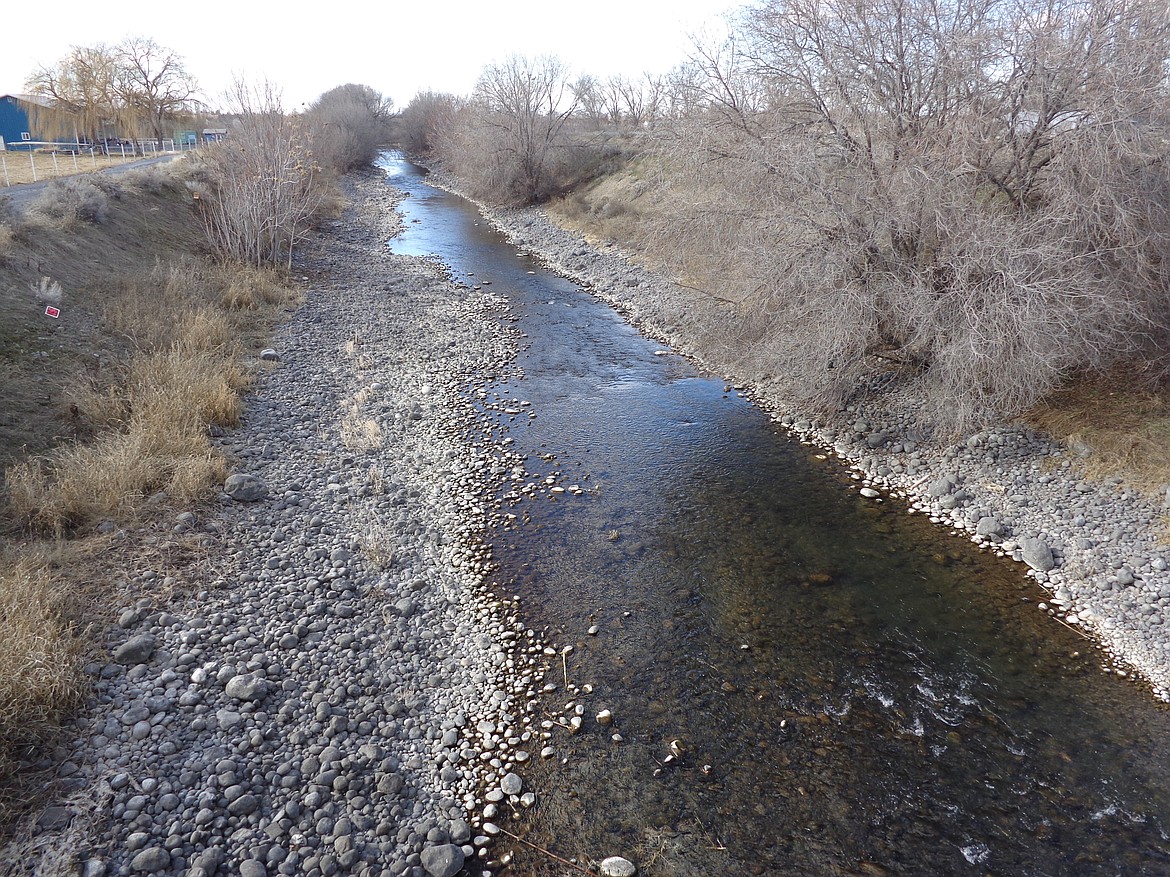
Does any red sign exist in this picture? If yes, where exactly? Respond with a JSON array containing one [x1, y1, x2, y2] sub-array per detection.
[[45, 306, 60, 318]]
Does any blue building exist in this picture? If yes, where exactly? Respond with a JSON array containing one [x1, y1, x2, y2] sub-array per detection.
[[0, 93, 56, 149]]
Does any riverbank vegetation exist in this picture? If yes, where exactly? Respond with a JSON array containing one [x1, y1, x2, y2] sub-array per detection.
[[0, 81, 390, 832], [399, 0, 1170, 468]]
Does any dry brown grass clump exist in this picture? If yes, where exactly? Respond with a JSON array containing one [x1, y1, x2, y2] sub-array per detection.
[[1026, 367, 1170, 494], [0, 555, 85, 728], [5, 347, 241, 535], [0, 552, 87, 821], [4, 258, 295, 536]]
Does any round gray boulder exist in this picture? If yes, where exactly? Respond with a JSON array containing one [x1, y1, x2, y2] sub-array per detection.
[[223, 473, 269, 502], [420, 844, 464, 877]]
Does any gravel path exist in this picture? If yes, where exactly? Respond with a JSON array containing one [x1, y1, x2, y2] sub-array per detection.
[[8, 171, 551, 877], [439, 181, 1170, 703]]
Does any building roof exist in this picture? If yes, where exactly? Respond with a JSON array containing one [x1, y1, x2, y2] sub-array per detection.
[[0, 93, 57, 109]]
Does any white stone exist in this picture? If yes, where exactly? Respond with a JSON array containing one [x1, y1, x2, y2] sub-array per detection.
[[599, 856, 637, 877]]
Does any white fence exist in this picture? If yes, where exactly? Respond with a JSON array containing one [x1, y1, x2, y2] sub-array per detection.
[[0, 141, 188, 187]]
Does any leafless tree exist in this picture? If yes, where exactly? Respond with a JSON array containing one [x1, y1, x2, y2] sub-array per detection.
[[600, 73, 666, 128], [27, 40, 199, 146], [572, 75, 607, 130], [196, 80, 325, 269], [306, 83, 394, 173], [115, 37, 199, 146], [395, 91, 462, 156], [469, 54, 579, 202], [647, 0, 1170, 431]]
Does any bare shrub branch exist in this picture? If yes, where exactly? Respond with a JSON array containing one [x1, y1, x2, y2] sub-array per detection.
[[646, 0, 1170, 433], [195, 80, 326, 268]]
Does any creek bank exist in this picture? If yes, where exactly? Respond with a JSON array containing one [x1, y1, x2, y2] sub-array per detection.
[[424, 169, 1170, 703], [5, 170, 564, 877]]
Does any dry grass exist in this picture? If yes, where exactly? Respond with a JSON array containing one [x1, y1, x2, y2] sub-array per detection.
[[1025, 366, 1170, 494], [0, 152, 142, 188], [103, 259, 299, 351], [220, 271, 296, 311], [4, 257, 291, 536], [5, 346, 245, 535], [340, 406, 384, 450], [0, 554, 85, 729], [0, 551, 87, 824]]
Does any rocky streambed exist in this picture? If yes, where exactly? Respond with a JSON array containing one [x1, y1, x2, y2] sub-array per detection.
[[10, 156, 1170, 877], [6, 171, 583, 877], [444, 178, 1170, 703]]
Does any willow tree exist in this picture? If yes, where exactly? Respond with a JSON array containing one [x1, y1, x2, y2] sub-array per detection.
[[25, 44, 125, 143], [25, 38, 198, 145]]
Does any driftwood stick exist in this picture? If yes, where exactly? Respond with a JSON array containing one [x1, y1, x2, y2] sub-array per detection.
[[495, 826, 594, 875]]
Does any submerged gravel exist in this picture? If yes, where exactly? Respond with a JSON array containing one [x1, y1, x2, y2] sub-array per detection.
[[455, 187, 1170, 703]]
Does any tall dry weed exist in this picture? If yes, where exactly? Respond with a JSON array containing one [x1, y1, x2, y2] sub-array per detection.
[[220, 271, 296, 311], [0, 555, 85, 748]]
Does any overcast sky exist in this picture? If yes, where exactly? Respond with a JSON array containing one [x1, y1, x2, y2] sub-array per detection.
[[3, 0, 740, 111]]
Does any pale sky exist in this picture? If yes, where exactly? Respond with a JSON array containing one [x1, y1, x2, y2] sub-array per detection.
[[3, 1, 740, 112]]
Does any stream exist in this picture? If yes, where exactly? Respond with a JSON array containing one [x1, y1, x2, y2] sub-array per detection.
[[381, 154, 1170, 877]]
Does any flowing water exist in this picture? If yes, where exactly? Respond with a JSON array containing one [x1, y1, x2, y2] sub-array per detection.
[[381, 155, 1170, 877]]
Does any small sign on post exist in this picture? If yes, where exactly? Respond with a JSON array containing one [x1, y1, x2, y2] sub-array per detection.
[[45, 306, 60, 319]]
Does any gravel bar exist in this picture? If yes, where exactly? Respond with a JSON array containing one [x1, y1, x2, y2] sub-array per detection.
[[11, 170, 551, 877]]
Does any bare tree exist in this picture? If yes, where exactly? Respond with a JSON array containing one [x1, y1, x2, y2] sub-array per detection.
[[306, 83, 394, 172], [396, 91, 462, 156], [572, 74, 607, 130], [471, 54, 579, 202], [196, 80, 326, 268], [115, 37, 199, 146], [27, 39, 199, 146], [601, 73, 667, 128]]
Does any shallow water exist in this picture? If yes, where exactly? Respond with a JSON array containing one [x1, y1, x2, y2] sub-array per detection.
[[381, 154, 1170, 877]]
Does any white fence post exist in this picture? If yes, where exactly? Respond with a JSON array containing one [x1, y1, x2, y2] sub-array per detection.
[[1, 154, 8, 187], [29, 150, 36, 182]]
